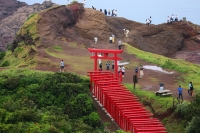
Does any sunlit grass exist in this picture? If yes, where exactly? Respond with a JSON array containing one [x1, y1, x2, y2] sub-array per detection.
[[44, 48, 93, 73]]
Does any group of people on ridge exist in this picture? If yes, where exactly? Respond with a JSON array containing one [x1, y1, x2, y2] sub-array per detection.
[[167, 14, 179, 23], [146, 16, 152, 26]]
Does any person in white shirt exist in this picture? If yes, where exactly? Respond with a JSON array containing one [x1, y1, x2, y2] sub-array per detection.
[[114, 10, 117, 17], [112, 60, 114, 69], [112, 34, 115, 43], [167, 16, 170, 23], [109, 36, 113, 43], [122, 65, 125, 77], [118, 39, 122, 50], [94, 37, 98, 44], [60, 60, 65, 72], [171, 14, 174, 22], [146, 19, 150, 26], [125, 29, 129, 37], [149, 16, 152, 24]]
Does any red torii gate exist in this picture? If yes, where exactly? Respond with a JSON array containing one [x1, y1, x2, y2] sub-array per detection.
[[88, 48, 123, 77]]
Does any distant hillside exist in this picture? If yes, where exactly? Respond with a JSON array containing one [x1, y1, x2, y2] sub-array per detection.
[[0, 2, 200, 69], [10, 3, 200, 61], [0, 1, 57, 52], [0, 0, 27, 21]]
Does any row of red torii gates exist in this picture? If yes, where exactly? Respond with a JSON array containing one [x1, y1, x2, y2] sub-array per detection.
[[87, 48, 167, 133]]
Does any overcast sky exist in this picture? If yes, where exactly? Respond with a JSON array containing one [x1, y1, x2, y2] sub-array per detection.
[[19, 0, 200, 25]]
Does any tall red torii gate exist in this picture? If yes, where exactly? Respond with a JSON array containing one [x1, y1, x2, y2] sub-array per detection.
[[88, 48, 123, 77]]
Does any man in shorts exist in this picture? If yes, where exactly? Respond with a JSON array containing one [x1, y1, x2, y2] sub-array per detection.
[[60, 60, 65, 72]]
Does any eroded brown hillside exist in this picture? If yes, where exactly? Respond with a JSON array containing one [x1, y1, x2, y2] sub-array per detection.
[[13, 3, 200, 63]]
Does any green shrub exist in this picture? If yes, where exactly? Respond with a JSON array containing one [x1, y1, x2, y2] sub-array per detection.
[[83, 112, 101, 128], [0, 70, 103, 132], [1, 61, 10, 67], [175, 103, 190, 118], [186, 116, 200, 133], [0, 52, 6, 60]]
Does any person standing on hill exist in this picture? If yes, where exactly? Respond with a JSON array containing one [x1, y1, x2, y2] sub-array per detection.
[[112, 34, 115, 43], [99, 62, 102, 71], [149, 16, 152, 24], [115, 10, 117, 17], [188, 82, 194, 96], [178, 85, 183, 100], [94, 37, 98, 44], [122, 65, 125, 77], [60, 60, 65, 72], [118, 39, 122, 50], [112, 60, 114, 69], [106, 61, 110, 70], [140, 65, 144, 78], [109, 36, 113, 43], [104, 9, 107, 16], [167, 16, 170, 23], [108, 10, 110, 16], [125, 29, 129, 37], [146, 19, 150, 26], [135, 66, 138, 78]]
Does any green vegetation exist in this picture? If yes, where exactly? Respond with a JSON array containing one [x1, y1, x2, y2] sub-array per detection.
[[44, 48, 93, 72], [53, 46, 63, 51], [17, 13, 40, 45], [0, 52, 6, 60], [0, 45, 37, 68], [0, 69, 105, 133], [124, 43, 200, 90], [124, 43, 200, 133]]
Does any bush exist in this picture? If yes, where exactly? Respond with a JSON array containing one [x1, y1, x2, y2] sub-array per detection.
[[0, 61, 10, 67], [186, 116, 200, 133], [83, 112, 101, 128], [0, 70, 103, 132], [175, 103, 189, 118], [0, 52, 6, 60]]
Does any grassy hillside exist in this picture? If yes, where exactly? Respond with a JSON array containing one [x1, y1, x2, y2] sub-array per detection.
[[124, 43, 200, 90], [123, 43, 200, 133]]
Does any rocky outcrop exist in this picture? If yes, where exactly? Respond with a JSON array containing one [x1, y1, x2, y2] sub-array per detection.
[[0, 0, 27, 21], [38, 6, 199, 56], [0, 1, 58, 51]]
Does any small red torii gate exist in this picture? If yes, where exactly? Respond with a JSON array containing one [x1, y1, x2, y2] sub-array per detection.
[[88, 48, 123, 77]]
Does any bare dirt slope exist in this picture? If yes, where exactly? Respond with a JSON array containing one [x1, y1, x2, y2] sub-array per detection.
[[33, 4, 200, 63]]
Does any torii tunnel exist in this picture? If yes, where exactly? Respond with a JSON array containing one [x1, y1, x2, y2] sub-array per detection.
[[87, 48, 167, 133]]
